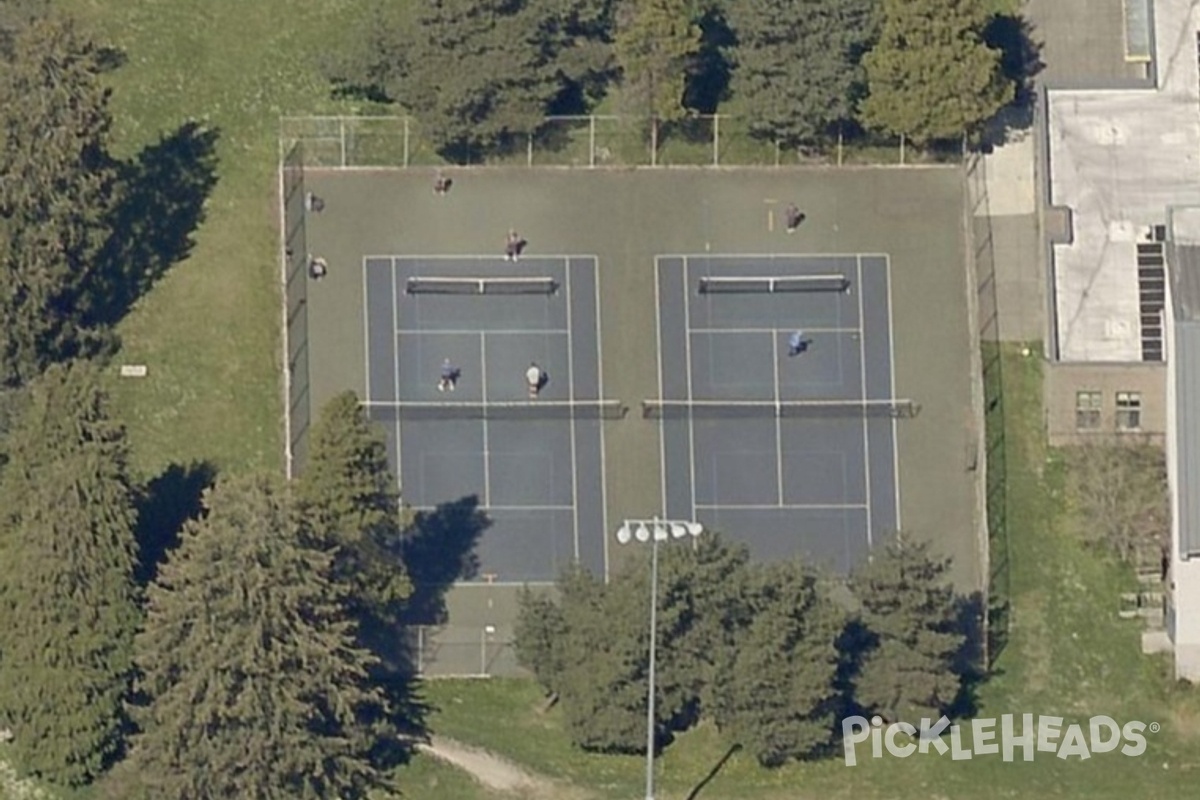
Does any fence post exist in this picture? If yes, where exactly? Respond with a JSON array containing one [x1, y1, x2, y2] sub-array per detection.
[[589, 115, 596, 168], [339, 117, 346, 168], [837, 125, 844, 167], [713, 114, 720, 166], [651, 116, 658, 167], [403, 117, 410, 168], [774, 140, 780, 168], [417, 626, 425, 675], [527, 133, 533, 167], [900, 133, 906, 165]]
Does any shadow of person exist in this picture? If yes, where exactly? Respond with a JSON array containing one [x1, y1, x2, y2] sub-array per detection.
[[536, 370, 549, 392]]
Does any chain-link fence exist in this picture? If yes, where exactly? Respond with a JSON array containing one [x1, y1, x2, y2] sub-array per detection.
[[966, 150, 1007, 670], [407, 625, 521, 678], [280, 141, 310, 478], [280, 114, 965, 170]]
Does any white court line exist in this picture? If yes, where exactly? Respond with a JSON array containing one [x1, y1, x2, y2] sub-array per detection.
[[772, 331, 784, 505], [683, 256, 698, 521], [655, 251, 891, 260], [390, 258, 403, 493], [408, 504, 575, 512], [654, 257, 668, 515], [884, 255, 902, 531], [480, 333, 491, 507], [362, 259, 372, 402], [396, 328, 571, 336], [695, 503, 869, 511], [565, 258, 580, 563], [591, 257, 613, 580], [690, 326, 860, 335], [856, 255, 873, 548], [366, 253, 599, 261]]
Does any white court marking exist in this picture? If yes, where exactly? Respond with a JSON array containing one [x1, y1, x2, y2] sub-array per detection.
[[855, 255, 873, 547]]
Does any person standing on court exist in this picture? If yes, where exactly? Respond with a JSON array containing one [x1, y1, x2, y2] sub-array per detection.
[[505, 229, 521, 262], [526, 362, 545, 397], [784, 204, 804, 234], [787, 330, 809, 356], [439, 358, 459, 392]]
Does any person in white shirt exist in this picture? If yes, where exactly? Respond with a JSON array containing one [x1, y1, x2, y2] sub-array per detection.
[[526, 362, 544, 397]]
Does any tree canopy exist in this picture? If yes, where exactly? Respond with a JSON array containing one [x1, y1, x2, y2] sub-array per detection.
[[329, 0, 616, 161], [711, 563, 844, 765], [0, 361, 140, 786], [612, 0, 701, 121], [726, 0, 875, 147], [295, 390, 411, 629], [114, 474, 393, 800], [851, 536, 965, 725], [0, 13, 117, 387], [859, 0, 1012, 143]]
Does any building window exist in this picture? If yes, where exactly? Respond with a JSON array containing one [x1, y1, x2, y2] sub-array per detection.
[[1116, 391, 1142, 431], [1075, 391, 1102, 430]]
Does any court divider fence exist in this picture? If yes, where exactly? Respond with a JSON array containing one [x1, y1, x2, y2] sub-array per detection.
[[279, 114, 966, 170]]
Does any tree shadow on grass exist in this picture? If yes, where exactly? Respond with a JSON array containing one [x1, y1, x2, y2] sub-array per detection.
[[947, 591, 989, 720], [133, 461, 217, 586], [90, 121, 220, 329]]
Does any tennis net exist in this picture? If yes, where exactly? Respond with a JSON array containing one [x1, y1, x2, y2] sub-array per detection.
[[698, 274, 850, 294], [363, 399, 627, 420], [641, 398, 918, 419], [405, 276, 558, 295]]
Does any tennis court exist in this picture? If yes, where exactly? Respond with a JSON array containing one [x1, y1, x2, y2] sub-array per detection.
[[652, 255, 903, 570], [362, 255, 612, 582]]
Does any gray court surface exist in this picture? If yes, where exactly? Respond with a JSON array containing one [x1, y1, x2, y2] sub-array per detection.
[[363, 256, 606, 582], [655, 254, 899, 571]]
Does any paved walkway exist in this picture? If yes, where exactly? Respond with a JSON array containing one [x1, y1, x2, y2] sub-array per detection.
[[970, 128, 1043, 342]]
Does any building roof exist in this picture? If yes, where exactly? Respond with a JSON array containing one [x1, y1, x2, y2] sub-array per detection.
[[1047, 0, 1200, 361]]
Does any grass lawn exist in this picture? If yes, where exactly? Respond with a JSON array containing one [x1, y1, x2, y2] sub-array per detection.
[[422, 343, 1200, 799], [57, 0, 385, 481]]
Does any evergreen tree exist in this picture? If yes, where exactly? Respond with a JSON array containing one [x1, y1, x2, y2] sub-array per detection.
[[0, 14, 117, 387], [114, 474, 393, 800], [711, 562, 843, 766], [613, 0, 702, 121], [515, 584, 568, 697], [295, 391, 411, 629], [554, 567, 649, 752], [726, 0, 875, 147], [0, 361, 140, 786], [851, 536, 964, 725], [652, 535, 753, 720], [859, 0, 1012, 143], [330, 0, 613, 161]]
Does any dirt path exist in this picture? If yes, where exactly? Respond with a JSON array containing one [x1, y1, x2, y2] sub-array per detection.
[[417, 735, 580, 798]]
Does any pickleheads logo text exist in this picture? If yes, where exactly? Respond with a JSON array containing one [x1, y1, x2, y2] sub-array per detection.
[[842, 714, 1155, 766]]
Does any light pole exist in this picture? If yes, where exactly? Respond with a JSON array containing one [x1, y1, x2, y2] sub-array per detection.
[[615, 518, 704, 800]]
